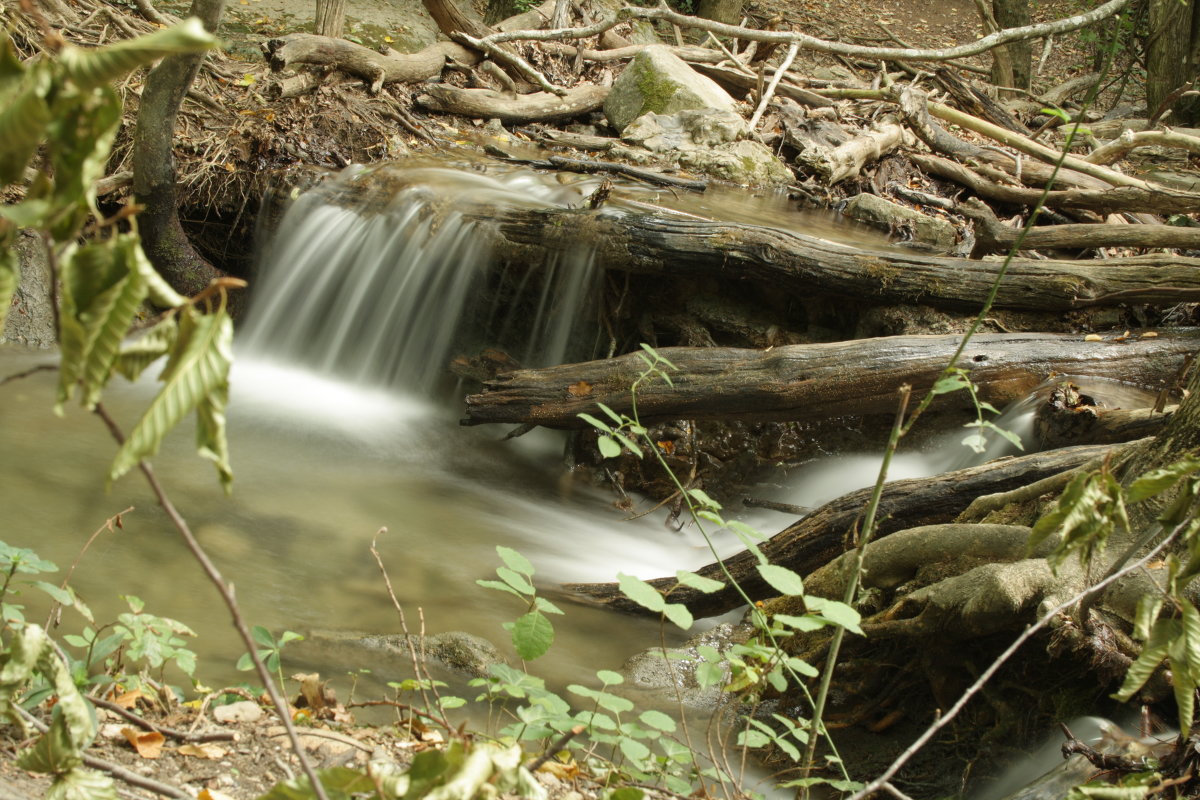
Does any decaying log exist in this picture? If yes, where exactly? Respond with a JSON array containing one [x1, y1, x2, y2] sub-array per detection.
[[416, 83, 608, 123], [957, 197, 1200, 255], [475, 206, 1200, 312], [912, 153, 1200, 214], [565, 443, 1121, 617], [692, 63, 835, 108], [794, 120, 909, 184], [262, 35, 470, 91], [1085, 128, 1200, 165], [934, 67, 1029, 134], [462, 330, 1200, 428]]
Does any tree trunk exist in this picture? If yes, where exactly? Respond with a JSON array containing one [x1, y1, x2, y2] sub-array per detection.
[[314, 0, 346, 38], [991, 0, 1031, 89], [132, 0, 228, 297], [696, 0, 743, 26], [462, 332, 1200, 429], [1146, 0, 1196, 120]]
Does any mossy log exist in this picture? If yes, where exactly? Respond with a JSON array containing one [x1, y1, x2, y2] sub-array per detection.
[[462, 330, 1200, 428], [565, 442, 1121, 617], [475, 207, 1200, 311]]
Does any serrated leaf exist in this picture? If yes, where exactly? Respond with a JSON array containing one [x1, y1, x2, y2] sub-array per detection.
[[757, 564, 805, 596], [0, 71, 51, 186], [496, 566, 534, 596], [116, 317, 179, 381], [1114, 619, 1177, 701], [1182, 599, 1200, 671], [496, 546, 534, 576], [617, 573, 665, 613], [511, 611, 553, 661], [110, 307, 233, 484], [58, 19, 217, 91], [675, 570, 724, 593]]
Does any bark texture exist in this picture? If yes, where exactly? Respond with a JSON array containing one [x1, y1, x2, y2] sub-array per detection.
[[462, 331, 1200, 428]]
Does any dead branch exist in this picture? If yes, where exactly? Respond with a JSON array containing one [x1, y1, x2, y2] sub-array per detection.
[[1086, 127, 1200, 165], [262, 35, 471, 92], [416, 83, 608, 123]]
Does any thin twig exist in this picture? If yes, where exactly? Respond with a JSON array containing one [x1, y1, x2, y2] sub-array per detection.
[[90, 696, 236, 742], [748, 41, 798, 130], [92, 403, 330, 800], [0, 363, 57, 386], [525, 724, 586, 772]]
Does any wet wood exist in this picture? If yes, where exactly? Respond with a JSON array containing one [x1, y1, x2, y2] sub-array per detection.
[[462, 330, 1200, 428], [477, 206, 1200, 312], [564, 443, 1120, 617], [416, 83, 608, 123], [1034, 404, 1175, 449]]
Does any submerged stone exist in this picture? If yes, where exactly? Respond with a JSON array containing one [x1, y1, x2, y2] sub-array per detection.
[[842, 193, 959, 252]]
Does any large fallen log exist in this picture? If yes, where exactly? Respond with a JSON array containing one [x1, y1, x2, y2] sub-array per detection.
[[262, 36, 471, 91], [462, 330, 1200, 428], [475, 207, 1200, 312], [564, 442, 1123, 617]]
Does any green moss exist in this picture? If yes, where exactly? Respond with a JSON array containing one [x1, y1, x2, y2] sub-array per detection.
[[634, 61, 681, 118]]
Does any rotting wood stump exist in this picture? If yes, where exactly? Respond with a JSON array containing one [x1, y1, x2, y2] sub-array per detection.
[[462, 330, 1200, 429]]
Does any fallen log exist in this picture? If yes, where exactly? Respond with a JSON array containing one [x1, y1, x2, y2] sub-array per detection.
[[462, 330, 1200, 428], [565, 442, 1123, 617], [416, 83, 608, 123], [794, 119, 910, 184], [262, 35, 470, 91], [911, 153, 1200, 214], [475, 206, 1200, 311], [956, 197, 1200, 255]]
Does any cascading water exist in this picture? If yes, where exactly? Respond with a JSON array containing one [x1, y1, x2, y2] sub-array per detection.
[[239, 165, 605, 392]]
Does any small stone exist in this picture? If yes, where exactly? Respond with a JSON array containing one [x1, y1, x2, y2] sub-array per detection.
[[213, 700, 264, 724]]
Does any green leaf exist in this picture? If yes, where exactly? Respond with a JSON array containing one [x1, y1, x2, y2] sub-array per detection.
[[58, 19, 217, 91], [618, 736, 650, 762], [686, 488, 721, 511], [1129, 458, 1200, 503], [807, 597, 864, 635], [695, 660, 724, 688], [511, 612, 554, 661], [608, 787, 645, 800], [612, 431, 643, 458], [258, 766, 378, 800], [757, 564, 805, 596], [532, 596, 564, 615], [596, 669, 624, 685], [31, 581, 72, 605], [1114, 619, 1176, 701], [45, 767, 118, 800], [496, 566, 534, 596], [931, 371, 970, 395], [0, 246, 17, 333], [496, 546, 534, 576], [638, 709, 676, 732], [596, 692, 634, 714], [0, 65, 51, 186], [662, 602, 693, 630], [110, 306, 234, 485], [115, 317, 179, 381], [251, 625, 276, 648], [737, 729, 772, 748], [596, 403, 623, 425], [675, 570, 724, 593], [617, 574, 665, 613], [772, 613, 829, 632], [597, 435, 622, 459], [576, 413, 612, 433]]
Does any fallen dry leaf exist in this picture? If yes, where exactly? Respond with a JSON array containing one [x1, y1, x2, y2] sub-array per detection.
[[122, 727, 165, 759], [1141, 331, 1159, 338], [1084, 334, 1104, 342], [567, 380, 592, 397], [112, 690, 145, 709], [179, 742, 227, 760]]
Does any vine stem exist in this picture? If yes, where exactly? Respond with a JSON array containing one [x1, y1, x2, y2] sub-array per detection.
[[93, 402, 330, 800]]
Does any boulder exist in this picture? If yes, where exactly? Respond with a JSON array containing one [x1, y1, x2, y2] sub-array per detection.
[[613, 109, 793, 185], [842, 193, 959, 252], [603, 46, 737, 134]]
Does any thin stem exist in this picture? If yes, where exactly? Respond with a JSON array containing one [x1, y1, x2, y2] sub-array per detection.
[[92, 403, 330, 800]]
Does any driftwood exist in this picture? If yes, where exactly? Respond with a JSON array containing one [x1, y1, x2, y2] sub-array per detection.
[[475, 206, 1200, 312], [262, 36, 471, 91], [692, 63, 835, 108], [912, 153, 1200, 214], [957, 197, 1200, 255], [565, 443, 1121, 617], [462, 331, 1200, 428], [1033, 404, 1174, 449], [416, 84, 608, 123], [794, 120, 909, 184]]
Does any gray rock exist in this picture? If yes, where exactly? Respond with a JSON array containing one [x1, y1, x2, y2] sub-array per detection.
[[621, 622, 747, 709], [2, 231, 56, 348], [342, 630, 504, 677], [604, 46, 737, 134], [616, 109, 793, 185], [842, 194, 959, 252]]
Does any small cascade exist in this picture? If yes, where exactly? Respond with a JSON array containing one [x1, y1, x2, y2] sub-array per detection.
[[239, 165, 604, 393]]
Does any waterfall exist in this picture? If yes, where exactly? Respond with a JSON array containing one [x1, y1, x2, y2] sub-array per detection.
[[239, 164, 604, 393]]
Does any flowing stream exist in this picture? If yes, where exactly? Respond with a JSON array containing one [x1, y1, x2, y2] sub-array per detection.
[[0, 161, 1162, 734]]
